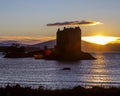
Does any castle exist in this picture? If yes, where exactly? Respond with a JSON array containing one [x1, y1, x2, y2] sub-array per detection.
[[56, 27, 81, 56], [55, 27, 95, 60], [32, 26, 95, 60]]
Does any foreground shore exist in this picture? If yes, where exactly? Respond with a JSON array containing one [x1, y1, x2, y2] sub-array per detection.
[[0, 84, 120, 96]]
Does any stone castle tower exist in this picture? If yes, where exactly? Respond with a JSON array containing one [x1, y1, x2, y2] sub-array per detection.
[[56, 27, 81, 56]]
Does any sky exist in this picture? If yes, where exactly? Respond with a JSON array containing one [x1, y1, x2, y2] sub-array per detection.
[[0, 0, 120, 43]]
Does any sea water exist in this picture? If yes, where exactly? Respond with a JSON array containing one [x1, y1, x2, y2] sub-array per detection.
[[0, 52, 120, 89]]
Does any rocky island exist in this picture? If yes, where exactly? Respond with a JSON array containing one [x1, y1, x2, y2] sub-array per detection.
[[34, 27, 95, 61], [4, 27, 95, 61]]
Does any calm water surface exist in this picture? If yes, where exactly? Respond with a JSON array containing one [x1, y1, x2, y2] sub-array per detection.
[[0, 52, 120, 89]]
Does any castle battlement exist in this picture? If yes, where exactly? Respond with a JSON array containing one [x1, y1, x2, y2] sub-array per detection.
[[57, 27, 81, 32]]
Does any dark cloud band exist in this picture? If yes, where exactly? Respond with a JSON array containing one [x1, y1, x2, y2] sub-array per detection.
[[47, 20, 102, 26]]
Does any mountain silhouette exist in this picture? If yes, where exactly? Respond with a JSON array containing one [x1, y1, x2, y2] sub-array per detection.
[[30, 40, 120, 52], [29, 40, 56, 49], [0, 40, 120, 52], [0, 40, 28, 46]]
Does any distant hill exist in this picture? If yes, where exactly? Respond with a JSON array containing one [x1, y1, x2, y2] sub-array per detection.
[[30, 40, 120, 52], [0, 40, 28, 52], [29, 40, 56, 49], [0, 40, 120, 52], [82, 41, 120, 52], [0, 40, 28, 46]]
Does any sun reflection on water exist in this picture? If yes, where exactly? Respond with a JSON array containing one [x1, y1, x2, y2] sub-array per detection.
[[87, 53, 112, 86]]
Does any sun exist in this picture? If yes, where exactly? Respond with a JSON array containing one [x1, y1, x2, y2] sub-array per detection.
[[82, 35, 118, 45]]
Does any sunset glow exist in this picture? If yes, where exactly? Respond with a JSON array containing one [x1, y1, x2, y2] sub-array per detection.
[[0, 36, 55, 45], [82, 36, 118, 45]]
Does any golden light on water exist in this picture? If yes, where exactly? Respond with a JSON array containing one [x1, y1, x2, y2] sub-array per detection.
[[82, 35, 118, 45], [87, 53, 112, 86]]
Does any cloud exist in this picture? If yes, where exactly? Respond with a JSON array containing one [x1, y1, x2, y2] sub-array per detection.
[[47, 20, 102, 26]]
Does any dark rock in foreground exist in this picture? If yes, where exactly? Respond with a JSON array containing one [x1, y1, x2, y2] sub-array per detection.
[[0, 84, 120, 96]]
